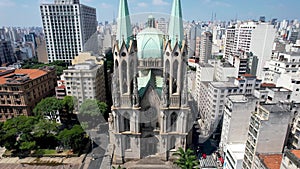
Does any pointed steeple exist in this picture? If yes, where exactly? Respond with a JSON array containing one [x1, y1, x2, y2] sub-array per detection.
[[168, 0, 184, 48], [117, 0, 132, 47]]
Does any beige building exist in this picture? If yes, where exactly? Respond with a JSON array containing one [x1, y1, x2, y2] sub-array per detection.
[[62, 59, 106, 105], [0, 67, 56, 121]]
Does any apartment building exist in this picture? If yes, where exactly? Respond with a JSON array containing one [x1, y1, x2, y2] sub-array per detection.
[[63, 59, 106, 106], [0, 67, 56, 121], [242, 104, 291, 169], [220, 95, 258, 154]]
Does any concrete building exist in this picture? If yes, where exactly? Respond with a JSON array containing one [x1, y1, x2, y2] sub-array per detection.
[[223, 144, 246, 169], [40, 0, 97, 64], [224, 22, 276, 78], [62, 59, 106, 105], [263, 52, 300, 84], [234, 74, 261, 95], [220, 95, 258, 154], [280, 149, 300, 169], [0, 40, 16, 66], [199, 31, 213, 63], [0, 67, 56, 121], [276, 73, 300, 103], [242, 104, 291, 169], [198, 81, 239, 142]]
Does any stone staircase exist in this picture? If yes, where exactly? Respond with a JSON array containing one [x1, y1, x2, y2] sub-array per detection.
[[123, 157, 179, 169]]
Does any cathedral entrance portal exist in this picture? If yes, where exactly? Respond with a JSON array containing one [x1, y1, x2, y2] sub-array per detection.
[[141, 135, 159, 158]]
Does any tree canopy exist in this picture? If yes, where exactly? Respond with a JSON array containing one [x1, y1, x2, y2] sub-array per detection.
[[33, 97, 63, 121], [173, 147, 200, 169], [79, 99, 107, 117]]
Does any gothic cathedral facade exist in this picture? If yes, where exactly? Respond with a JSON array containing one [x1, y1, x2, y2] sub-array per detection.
[[108, 0, 193, 164]]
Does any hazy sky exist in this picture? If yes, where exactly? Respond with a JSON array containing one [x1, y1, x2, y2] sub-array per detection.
[[0, 0, 300, 27]]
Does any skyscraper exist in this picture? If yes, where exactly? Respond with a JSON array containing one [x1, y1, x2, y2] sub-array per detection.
[[109, 0, 192, 164], [40, 0, 97, 64]]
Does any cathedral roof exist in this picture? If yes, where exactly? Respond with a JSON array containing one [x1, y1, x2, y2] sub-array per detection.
[[136, 28, 164, 59], [137, 70, 163, 98]]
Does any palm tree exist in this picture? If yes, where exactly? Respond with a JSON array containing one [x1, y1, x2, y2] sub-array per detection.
[[173, 147, 199, 169]]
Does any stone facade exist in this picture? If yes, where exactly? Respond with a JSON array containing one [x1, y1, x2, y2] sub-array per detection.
[[108, 0, 193, 164]]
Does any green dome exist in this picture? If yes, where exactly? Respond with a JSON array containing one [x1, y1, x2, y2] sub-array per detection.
[[137, 28, 164, 59]]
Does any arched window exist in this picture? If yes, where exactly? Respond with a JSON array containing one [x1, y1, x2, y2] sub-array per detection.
[[124, 112, 130, 131], [170, 112, 177, 132], [170, 136, 176, 150], [121, 61, 128, 94], [125, 136, 131, 150]]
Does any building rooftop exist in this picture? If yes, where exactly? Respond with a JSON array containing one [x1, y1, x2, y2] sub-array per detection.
[[198, 63, 214, 68], [258, 154, 282, 169], [210, 81, 237, 89], [227, 94, 257, 103], [226, 143, 246, 160], [285, 150, 300, 168], [261, 104, 288, 113], [0, 68, 52, 85]]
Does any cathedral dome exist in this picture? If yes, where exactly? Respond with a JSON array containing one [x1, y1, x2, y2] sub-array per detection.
[[136, 28, 164, 59]]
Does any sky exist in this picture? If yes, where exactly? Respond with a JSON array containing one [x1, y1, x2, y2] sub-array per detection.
[[0, 0, 300, 27]]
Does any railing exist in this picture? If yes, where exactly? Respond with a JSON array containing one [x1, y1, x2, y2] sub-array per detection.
[[169, 96, 180, 107]]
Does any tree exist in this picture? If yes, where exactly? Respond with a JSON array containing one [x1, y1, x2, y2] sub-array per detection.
[[78, 99, 107, 128], [33, 97, 63, 121], [0, 116, 39, 151], [79, 99, 107, 117], [62, 96, 77, 114], [173, 147, 200, 169], [57, 125, 86, 151], [32, 119, 59, 148]]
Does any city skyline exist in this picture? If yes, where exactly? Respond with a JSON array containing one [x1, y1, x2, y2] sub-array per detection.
[[0, 0, 300, 27]]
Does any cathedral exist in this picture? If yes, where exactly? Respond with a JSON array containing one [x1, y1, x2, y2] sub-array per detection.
[[108, 0, 194, 163]]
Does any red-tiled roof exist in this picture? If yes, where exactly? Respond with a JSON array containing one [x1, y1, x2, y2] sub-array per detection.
[[259, 154, 282, 169], [0, 69, 48, 84], [57, 85, 65, 89], [261, 83, 276, 87], [291, 150, 300, 159], [242, 73, 255, 77]]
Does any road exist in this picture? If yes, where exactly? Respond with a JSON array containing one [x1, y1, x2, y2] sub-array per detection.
[[86, 122, 109, 169]]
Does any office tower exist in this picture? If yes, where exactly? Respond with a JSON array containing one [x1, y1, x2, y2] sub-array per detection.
[[0, 67, 56, 122], [40, 0, 97, 64], [242, 104, 290, 169], [0, 40, 16, 66], [224, 22, 276, 78], [199, 31, 213, 63], [109, 0, 192, 164]]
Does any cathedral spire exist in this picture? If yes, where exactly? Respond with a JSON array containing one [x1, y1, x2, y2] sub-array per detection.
[[168, 0, 184, 48], [117, 0, 132, 47]]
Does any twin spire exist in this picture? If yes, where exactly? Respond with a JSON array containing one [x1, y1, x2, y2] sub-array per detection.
[[116, 0, 132, 47], [116, 0, 184, 48]]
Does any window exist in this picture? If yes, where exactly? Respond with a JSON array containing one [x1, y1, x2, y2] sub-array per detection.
[[125, 136, 131, 150], [124, 112, 130, 131], [170, 136, 176, 150], [170, 112, 178, 132]]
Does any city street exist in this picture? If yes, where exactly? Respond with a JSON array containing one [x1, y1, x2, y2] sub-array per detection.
[[86, 122, 109, 169]]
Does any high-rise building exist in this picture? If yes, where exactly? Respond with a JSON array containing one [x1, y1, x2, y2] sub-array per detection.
[[40, 0, 97, 64], [199, 31, 213, 63], [242, 104, 290, 169], [220, 95, 258, 155], [280, 149, 300, 169], [109, 0, 192, 164], [224, 22, 276, 78], [0, 40, 16, 66]]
